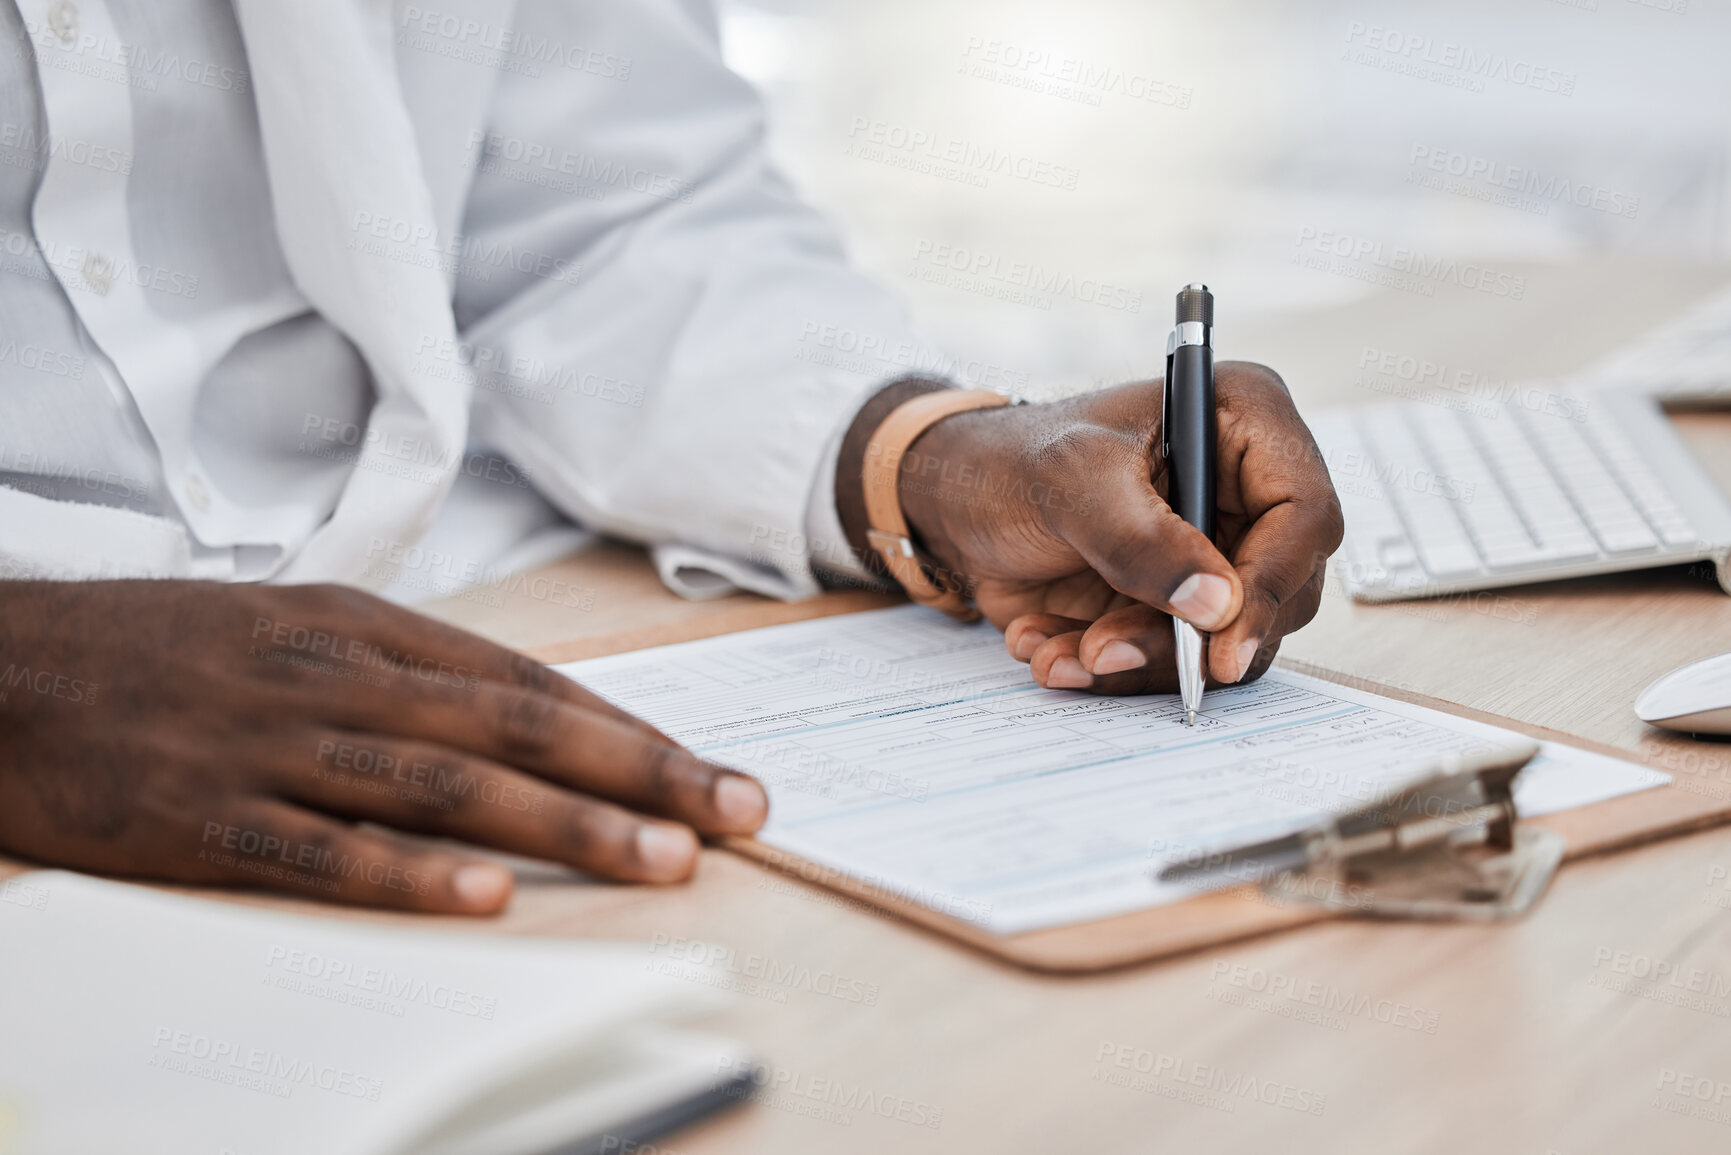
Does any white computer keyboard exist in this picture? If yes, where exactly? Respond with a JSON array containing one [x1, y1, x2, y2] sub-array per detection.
[[1585, 282, 1731, 402], [1314, 390, 1718, 599]]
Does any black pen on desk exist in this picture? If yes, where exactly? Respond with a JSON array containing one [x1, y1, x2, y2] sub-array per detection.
[[1163, 283, 1215, 727]]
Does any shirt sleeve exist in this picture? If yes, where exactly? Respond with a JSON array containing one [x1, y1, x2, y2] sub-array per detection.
[[447, 0, 916, 600]]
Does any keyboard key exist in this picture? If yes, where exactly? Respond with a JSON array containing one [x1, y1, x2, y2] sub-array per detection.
[[1379, 541, 1417, 570], [1452, 410, 1598, 565], [1517, 408, 1658, 555], [1355, 410, 1481, 579], [1413, 537, 1482, 578], [1581, 410, 1700, 547], [1596, 520, 1660, 553], [1312, 414, 1411, 593], [1411, 410, 1550, 570]]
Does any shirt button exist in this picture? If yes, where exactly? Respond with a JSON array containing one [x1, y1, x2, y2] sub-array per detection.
[[80, 251, 114, 296], [46, 0, 77, 44], [184, 471, 211, 512]]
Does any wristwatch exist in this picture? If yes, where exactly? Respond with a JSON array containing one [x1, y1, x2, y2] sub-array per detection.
[[860, 389, 1009, 621]]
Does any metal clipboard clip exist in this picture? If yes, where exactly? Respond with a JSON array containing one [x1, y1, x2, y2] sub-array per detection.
[[1157, 743, 1565, 921]]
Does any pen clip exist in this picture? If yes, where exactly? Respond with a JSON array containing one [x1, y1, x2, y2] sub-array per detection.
[[1161, 346, 1174, 462]]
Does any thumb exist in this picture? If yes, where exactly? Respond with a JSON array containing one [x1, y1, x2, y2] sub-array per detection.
[[1054, 470, 1244, 631]]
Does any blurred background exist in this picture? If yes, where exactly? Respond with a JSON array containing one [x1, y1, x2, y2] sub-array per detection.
[[716, 0, 1731, 404]]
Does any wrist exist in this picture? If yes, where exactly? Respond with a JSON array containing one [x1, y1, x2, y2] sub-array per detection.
[[836, 384, 1016, 620], [834, 377, 953, 579], [892, 406, 990, 570]]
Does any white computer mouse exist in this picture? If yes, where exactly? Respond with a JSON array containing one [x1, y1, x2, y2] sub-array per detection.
[[1636, 651, 1731, 736]]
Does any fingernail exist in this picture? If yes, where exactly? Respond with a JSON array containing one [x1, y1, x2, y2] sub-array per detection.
[[1010, 629, 1048, 661], [636, 824, 698, 879], [1091, 641, 1147, 675], [715, 775, 768, 829], [1233, 639, 1261, 683], [452, 863, 512, 911], [1170, 573, 1234, 630], [1045, 656, 1093, 689]]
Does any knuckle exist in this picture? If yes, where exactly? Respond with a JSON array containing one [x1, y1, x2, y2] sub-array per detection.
[[1320, 498, 1346, 554], [1252, 580, 1286, 621], [1294, 581, 1325, 625], [422, 760, 479, 817], [505, 651, 558, 696], [634, 742, 692, 799], [1226, 360, 1290, 399], [1095, 531, 1152, 583], [1290, 491, 1346, 564], [260, 825, 342, 883], [560, 804, 623, 858], [1096, 506, 1194, 585], [299, 827, 340, 862], [492, 689, 562, 758], [263, 582, 391, 635]]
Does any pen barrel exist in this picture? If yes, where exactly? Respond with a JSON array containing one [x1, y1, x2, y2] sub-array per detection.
[[1165, 342, 1216, 541]]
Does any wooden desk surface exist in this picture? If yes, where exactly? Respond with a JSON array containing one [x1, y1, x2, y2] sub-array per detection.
[[13, 262, 1731, 1153]]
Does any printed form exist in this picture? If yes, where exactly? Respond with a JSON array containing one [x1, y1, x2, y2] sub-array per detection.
[[559, 607, 1667, 935]]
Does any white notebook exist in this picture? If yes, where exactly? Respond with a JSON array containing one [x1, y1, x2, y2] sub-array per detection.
[[560, 606, 1668, 936], [0, 873, 750, 1155]]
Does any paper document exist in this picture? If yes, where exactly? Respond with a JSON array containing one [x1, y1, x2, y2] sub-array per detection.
[[560, 607, 1667, 935]]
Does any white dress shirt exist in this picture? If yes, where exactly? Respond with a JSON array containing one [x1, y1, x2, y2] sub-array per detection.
[[0, 0, 912, 600]]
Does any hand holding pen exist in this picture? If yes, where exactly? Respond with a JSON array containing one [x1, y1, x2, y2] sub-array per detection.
[[869, 301, 1344, 700]]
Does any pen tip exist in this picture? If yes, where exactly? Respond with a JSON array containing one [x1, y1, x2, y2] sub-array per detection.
[[1185, 709, 1197, 727]]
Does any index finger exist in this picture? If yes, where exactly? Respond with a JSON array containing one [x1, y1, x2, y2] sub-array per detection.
[[249, 586, 769, 836], [1205, 363, 1344, 680], [295, 672, 769, 837], [272, 583, 676, 742]]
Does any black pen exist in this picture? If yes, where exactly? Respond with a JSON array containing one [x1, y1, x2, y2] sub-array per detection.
[[1163, 284, 1216, 726]]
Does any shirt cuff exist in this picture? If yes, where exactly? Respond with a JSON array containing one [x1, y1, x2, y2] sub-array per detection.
[[651, 376, 913, 603], [802, 404, 881, 588]]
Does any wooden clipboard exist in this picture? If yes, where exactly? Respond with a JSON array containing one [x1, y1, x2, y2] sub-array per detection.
[[530, 595, 1731, 975]]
